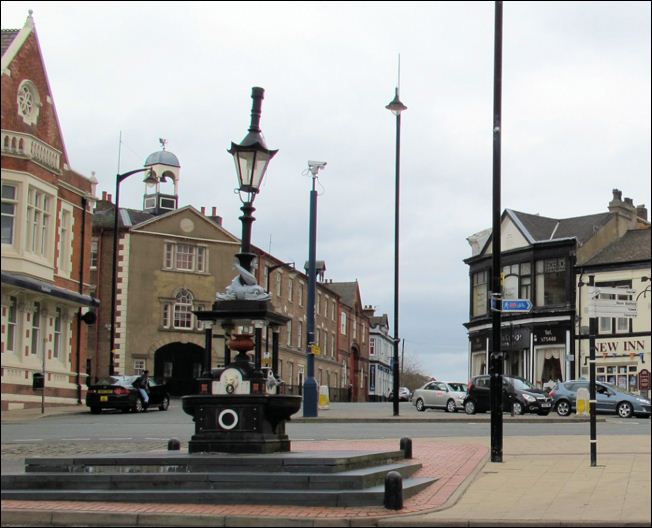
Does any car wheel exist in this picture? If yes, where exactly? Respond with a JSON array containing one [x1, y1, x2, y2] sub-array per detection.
[[617, 401, 633, 419], [464, 400, 476, 415], [159, 396, 170, 411], [134, 398, 144, 413], [90, 407, 101, 415], [556, 400, 571, 417], [446, 399, 457, 413], [415, 398, 426, 412], [512, 401, 524, 415]]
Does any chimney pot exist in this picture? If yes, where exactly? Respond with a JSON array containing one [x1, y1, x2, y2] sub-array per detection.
[[212, 207, 217, 216], [612, 189, 622, 201], [201, 206, 206, 215], [108, 194, 113, 203]]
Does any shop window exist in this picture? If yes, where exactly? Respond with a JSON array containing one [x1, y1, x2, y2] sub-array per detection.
[[536, 348, 563, 389], [596, 364, 637, 392]]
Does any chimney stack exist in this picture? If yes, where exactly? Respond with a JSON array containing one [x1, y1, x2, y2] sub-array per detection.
[[637, 205, 648, 222]]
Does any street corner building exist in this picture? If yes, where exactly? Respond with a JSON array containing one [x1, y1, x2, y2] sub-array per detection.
[[1, 13, 99, 411], [464, 189, 650, 394]]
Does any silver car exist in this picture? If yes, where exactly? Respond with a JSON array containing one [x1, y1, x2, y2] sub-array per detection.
[[412, 381, 467, 412]]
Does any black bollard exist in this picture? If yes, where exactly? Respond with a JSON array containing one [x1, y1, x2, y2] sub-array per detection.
[[384, 470, 403, 510], [168, 438, 181, 451], [400, 437, 412, 459]]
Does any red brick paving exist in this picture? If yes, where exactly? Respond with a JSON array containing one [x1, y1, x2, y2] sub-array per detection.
[[1, 438, 488, 521]]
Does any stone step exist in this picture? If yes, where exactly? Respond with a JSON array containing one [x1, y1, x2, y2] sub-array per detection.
[[3, 462, 422, 491], [1, 477, 437, 507], [24, 449, 405, 474]]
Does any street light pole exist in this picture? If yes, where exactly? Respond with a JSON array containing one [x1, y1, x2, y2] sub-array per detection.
[[490, 0, 504, 463], [386, 87, 407, 417], [109, 167, 153, 376], [303, 161, 326, 418]]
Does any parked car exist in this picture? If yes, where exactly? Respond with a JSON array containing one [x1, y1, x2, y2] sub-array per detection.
[[388, 386, 412, 402], [463, 375, 552, 416], [86, 375, 170, 414], [412, 381, 467, 412], [550, 380, 651, 418]]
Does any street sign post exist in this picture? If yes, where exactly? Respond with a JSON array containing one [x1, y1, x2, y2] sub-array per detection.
[[501, 299, 532, 313], [587, 286, 637, 318]]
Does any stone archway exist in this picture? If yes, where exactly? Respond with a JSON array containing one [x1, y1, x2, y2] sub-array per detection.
[[154, 342, 205, 396]]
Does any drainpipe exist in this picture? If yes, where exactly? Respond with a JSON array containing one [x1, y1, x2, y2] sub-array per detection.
[[76, 196, 88, 403]]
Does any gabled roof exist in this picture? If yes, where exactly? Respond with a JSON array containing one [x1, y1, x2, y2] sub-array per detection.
[[370, 314, 389, 329], [324, 281, 361, 309], [508, 209, 612, 245], [1, 29, 19, 56], [582, 228, 651, 267]]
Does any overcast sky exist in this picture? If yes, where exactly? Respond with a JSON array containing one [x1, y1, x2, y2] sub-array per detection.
[[2, 1, 650, 383]]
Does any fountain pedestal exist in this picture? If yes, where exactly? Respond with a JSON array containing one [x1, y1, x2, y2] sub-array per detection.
[[182, 393, 301, 453]]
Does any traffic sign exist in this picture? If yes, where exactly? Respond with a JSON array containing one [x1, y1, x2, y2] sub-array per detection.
[[501, 299, 532, 313]]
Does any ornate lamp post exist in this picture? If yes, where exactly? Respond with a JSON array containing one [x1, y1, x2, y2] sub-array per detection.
[[386, 88, 407, 416], [227, 87, 278, 274]]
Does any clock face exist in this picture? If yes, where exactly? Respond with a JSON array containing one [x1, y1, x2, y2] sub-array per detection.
[[180, 218, 195, 233]]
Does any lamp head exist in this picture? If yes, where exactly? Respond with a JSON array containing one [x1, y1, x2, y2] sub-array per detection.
[[386, 87, 407, 116], [228, 87, 277, 195]]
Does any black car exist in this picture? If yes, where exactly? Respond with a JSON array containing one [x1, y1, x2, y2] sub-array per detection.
[[85, 375, 170, 414], [463, 375, 552, 416]]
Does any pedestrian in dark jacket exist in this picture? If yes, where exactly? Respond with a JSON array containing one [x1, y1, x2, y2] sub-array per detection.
[[133, 370, 151, 410]]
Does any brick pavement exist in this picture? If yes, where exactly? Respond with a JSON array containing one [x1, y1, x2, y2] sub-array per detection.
[[1, 437, 488, 523]]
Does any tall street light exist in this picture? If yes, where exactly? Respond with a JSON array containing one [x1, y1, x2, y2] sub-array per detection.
[[303, 160, 327, 418], [490, 0, 504, 463], [227, 87, 278, 274], [109, 154, 177, 376], [386, 87, 407, 417]]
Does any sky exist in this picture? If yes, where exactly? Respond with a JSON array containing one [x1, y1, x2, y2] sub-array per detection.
[[2, 1, 650, 383]]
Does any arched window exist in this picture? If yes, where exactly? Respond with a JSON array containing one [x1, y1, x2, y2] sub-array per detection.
[[173, 288, 194, 329]]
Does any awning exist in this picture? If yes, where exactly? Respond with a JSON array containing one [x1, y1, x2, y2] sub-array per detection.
[[1, 272, 100, 307]]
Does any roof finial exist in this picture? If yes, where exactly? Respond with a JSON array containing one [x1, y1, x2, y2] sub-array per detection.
[[159, 138, 167, 150], [28, 9, 33, 17]]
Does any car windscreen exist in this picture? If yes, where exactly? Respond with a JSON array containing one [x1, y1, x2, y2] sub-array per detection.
[[511, 378, 537, 391], [448, 383, 467, 392]]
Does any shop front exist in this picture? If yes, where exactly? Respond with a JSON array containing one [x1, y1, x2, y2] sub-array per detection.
[[580, 336, 650, 394]]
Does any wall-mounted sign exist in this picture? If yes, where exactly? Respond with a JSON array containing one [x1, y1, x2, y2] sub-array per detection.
[[534, 327, 565, 345]]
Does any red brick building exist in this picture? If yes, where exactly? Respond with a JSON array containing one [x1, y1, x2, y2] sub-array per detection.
[[1, 13, 98, 410]]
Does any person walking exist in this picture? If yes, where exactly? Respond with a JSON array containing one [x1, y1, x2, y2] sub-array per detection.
[[134, 370, 151, 411]]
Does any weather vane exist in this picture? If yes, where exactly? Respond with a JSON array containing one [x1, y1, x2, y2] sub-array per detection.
[[159, 138, 167, 150]]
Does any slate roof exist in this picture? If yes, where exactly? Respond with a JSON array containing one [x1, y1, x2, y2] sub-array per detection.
[[508, 209, 613, 245], [582, 228, 651, 266], [92, 206, 155, 230], [324, 281, 358, 308], [1, 29, 19, 57]]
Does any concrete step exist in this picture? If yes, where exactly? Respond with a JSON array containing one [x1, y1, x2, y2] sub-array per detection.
[[24, 449, 405, 474], [1, 477, 437, 507], [3, 461, 423, 491]]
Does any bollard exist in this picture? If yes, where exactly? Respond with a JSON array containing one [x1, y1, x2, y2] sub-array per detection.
[[400, 437, 412, 459], [168, 438, 181, 451], [384, 470, 403, 510]]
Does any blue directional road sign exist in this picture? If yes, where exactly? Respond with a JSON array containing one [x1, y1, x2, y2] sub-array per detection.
[[501, 299, 532, 312]]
